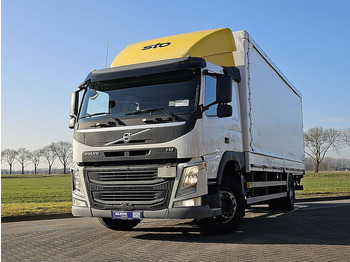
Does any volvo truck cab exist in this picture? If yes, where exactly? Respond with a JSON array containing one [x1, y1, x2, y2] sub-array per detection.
[[69, 28, 304, 234]]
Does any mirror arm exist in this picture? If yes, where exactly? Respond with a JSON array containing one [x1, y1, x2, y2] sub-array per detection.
[[203, 69, 217, 77], [77, 79, 91, 90], [202, 101, 218, 112]]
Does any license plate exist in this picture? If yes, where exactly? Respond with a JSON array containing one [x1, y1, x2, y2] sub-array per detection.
[[112, 211, 143, 220]]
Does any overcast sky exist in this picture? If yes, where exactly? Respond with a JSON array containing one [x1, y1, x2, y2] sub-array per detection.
[[2, 0, 350, 170]]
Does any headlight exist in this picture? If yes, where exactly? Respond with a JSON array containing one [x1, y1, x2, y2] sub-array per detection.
[[177, 162, 205, 196], [72, 169, 84, 196]]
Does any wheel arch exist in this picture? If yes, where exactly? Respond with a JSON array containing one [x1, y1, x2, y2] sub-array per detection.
[[217, 151, 245, 186]]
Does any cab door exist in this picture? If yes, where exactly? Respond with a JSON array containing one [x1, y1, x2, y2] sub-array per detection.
[[202, 75, 243, 179]]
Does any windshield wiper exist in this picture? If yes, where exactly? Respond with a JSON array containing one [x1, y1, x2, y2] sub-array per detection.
[[125, 108, 183, 121], [79, 112, 110, 119], [79, 112, 126, 126]]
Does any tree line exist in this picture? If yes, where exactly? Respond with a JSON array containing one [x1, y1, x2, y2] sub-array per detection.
[[1, 127, 350, 175], [304, 127, 350, 172], [1, 141, 72, 174], [305, 157, 350, 171]]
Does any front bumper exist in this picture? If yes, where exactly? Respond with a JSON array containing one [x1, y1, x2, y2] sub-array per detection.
[[72, 205, 221, 219]]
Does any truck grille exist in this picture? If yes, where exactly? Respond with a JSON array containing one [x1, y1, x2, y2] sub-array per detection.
[[92, 191, 165, 205], [84, 164, 174, 211], [88, 168, 158, 184]]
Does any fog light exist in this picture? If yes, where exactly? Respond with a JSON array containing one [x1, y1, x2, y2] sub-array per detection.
[[73, 198, 87, 207], [174, 197, 202, 208]]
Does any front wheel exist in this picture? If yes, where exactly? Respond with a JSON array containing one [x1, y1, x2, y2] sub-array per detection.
[[98, 218, 140, 231], [196, 176, 245, 235]]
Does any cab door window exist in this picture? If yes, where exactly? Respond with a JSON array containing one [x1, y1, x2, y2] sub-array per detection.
[[205, 75, 239, 119], [205, 76, 217, 116]]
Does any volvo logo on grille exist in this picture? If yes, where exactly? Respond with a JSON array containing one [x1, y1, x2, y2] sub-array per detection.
[[84, 151, 100, 156], [103, 129, 151, 147], [123, 132, 132, 143]]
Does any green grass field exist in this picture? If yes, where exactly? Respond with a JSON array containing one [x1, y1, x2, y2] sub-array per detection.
[[296, 171, 350, 198], [1, 171, 350, 217], [1, 174, 72, 216]]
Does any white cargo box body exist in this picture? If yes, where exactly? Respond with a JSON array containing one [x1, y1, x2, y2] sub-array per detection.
[[232, 31, 305, 174]]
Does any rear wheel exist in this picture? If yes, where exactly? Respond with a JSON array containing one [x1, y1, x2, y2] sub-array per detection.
[[268, 174, 295, 210], [196, 176, 245, 235], [98, 218, 140, 231], [280, 174, 295, 210]]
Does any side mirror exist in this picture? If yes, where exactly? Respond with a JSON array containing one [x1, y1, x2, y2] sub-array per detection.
[[69, 91, 79, 129], [217, 104, 232, 118], [216, 74, 232, 103], [69, 118, 76, 129], [216, 74, 232, 118]]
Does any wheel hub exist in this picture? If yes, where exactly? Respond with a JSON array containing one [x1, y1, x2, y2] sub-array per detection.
[[218, 190, 237, 223]]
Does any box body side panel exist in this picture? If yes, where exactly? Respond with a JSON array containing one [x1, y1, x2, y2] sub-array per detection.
[[233, 31, 304, 172]]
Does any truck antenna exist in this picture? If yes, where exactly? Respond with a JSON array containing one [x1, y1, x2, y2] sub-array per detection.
[[105, 41, 109, 68]]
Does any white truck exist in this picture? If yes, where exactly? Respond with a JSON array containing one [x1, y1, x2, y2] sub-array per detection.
[[69, 28, 305, 234]]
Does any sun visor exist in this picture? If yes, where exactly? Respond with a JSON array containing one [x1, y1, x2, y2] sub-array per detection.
[[111, 28, 236, 67], [84, 57, 206, 83]]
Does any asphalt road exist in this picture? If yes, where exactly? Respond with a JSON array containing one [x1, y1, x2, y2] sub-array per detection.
[[2, 199, 350, 262]]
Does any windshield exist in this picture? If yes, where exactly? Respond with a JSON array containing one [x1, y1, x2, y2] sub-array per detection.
[[78, 69, 200, 123]]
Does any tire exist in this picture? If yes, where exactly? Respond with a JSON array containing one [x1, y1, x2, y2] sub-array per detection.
[[280, 174, 295, 210], [268, 174, 295, 210], [196, 176, 245, 235], [98, 217, 140, 231]]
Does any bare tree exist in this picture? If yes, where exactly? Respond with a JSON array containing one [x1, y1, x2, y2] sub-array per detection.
[[30, 150, 42, 174], [304, 127, 341, 172], [41, 145, 57, 174], [1, 149, 17, 174], [15, 148, 31, 174], [52, 141, 73, 174], [343, 128, 350, 148]]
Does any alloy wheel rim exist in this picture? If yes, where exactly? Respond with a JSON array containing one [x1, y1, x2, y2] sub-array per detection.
[[217, 190, 237, 223]]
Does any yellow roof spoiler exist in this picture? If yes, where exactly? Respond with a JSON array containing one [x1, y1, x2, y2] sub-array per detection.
[[111, 28, 236, 68]]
